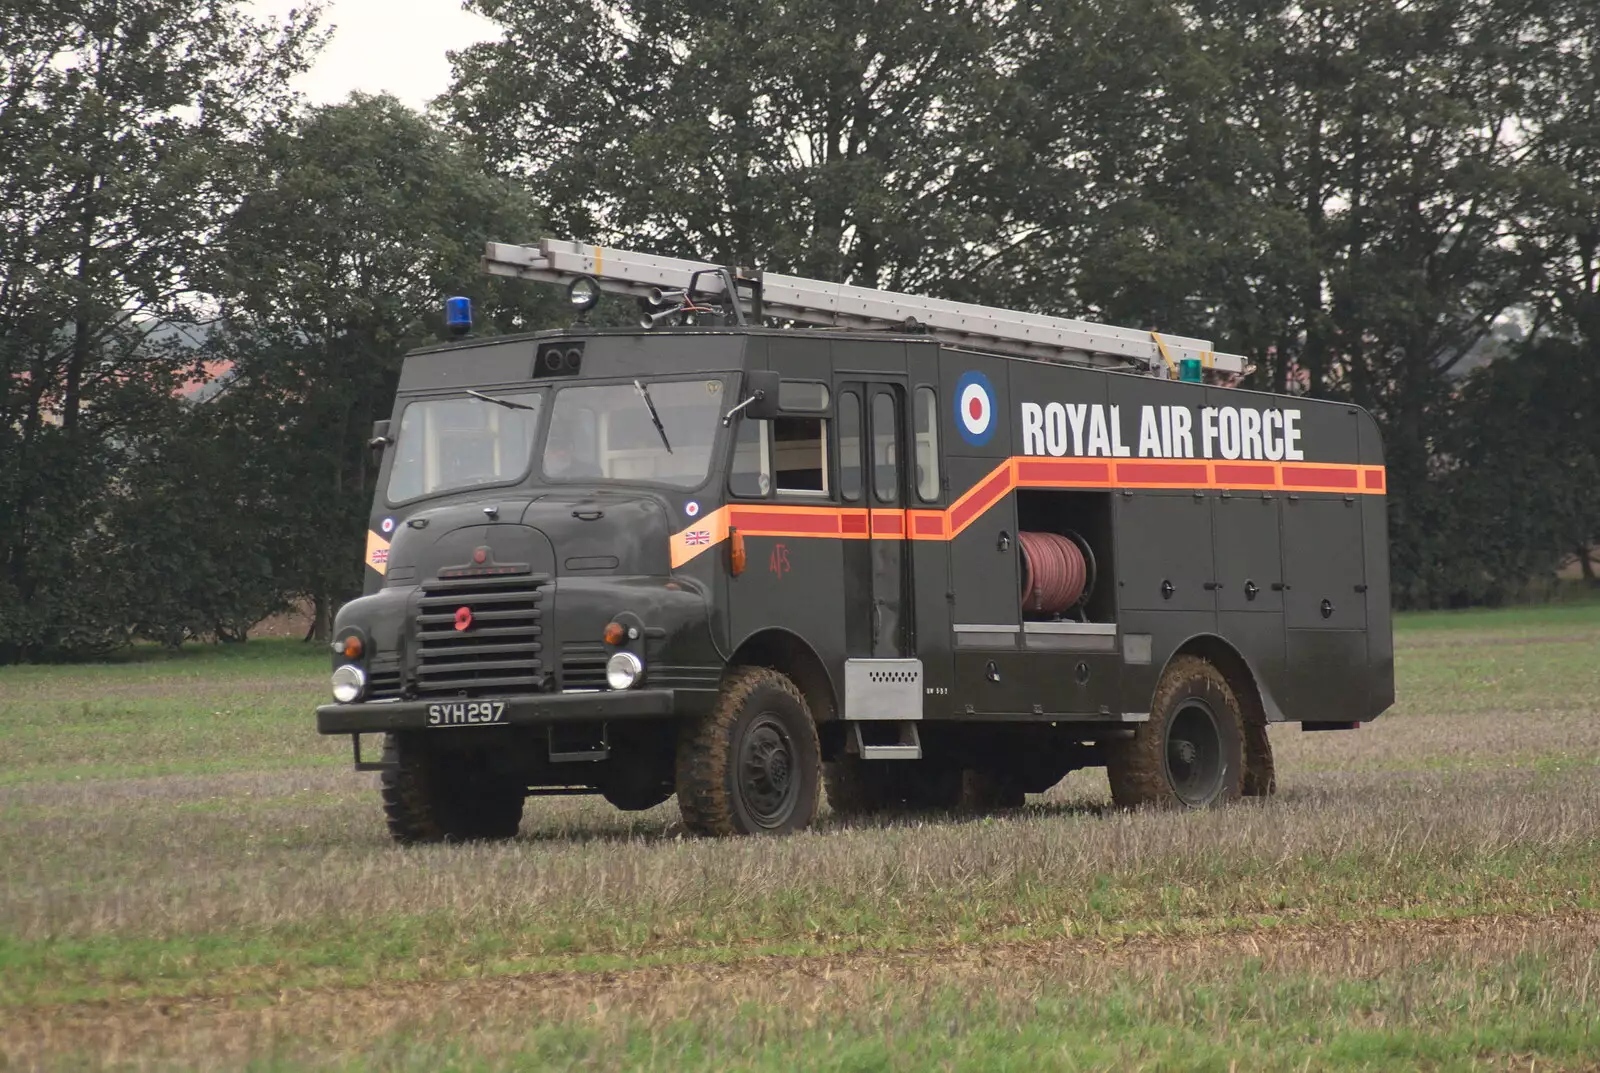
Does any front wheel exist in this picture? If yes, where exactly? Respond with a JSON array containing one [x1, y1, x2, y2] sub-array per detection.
[[379, 734, 525, 844], [1107, 656, 1245, 809], [676, 667, 821, 836]]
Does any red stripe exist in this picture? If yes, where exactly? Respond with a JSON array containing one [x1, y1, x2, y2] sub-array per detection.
[[1214, 464, 1276, 485], [839, 512, 868, 535], [1016, 459, 1113, 485], [1364, 469, 1385, 490], [1291, 466, 1359, 489], [913, 514, 944, 536], [950, 466, 1012, 532], [1116, 461, 1210, 484], [729, 510, 840, 535], [871, 513, 905, 537]]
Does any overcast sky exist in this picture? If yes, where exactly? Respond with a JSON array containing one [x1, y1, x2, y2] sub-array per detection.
[[250, 0, 499, 109]]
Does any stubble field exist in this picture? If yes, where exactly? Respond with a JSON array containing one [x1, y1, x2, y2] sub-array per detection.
[[2, 603, 1599, 1070]]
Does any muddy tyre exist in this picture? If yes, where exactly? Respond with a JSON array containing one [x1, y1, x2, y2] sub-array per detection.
[[676, 667, 821, 836], [1242, 719, 1277, 798], [380, 733, 525, 844], [1107, 656, 1245, 809]]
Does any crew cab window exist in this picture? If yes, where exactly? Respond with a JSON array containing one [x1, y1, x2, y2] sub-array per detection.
[[872, 392, 898, 503], [838, 391, 862, 501], [914, 386, 940, 502], [386, 391, 543, 503]]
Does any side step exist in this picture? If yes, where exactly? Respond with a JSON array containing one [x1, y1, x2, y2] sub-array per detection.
[[853, 721, 922, 761]]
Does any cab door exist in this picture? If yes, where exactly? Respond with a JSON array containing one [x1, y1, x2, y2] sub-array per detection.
[[841, 380, 913, 657]]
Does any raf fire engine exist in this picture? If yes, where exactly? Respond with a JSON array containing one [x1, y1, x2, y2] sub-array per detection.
[[316, 238, 1393, 840]]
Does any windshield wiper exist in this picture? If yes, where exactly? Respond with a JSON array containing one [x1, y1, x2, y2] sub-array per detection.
[[633, 379, 673, 454], [466, 389, 538, 411]]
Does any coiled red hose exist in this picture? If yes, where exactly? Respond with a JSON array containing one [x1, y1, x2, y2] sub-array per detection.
[[1019, 531, 1088, 615]]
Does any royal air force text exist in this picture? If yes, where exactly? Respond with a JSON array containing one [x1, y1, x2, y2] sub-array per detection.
[[1019, 403, 1304, 461]]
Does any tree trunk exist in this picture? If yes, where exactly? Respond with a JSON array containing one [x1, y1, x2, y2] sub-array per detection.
[[1579, 546, 1597, 587], [308, 592, 332, 643]]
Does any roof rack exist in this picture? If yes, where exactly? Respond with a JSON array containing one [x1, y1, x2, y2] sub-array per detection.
[[482, 238, 1246, 378]]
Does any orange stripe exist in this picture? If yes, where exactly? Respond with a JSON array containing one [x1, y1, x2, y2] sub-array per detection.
[[668, 459, 1386, 567]]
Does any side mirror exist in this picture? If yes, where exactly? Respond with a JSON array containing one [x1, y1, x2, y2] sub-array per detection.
[[721, 370, 782, 426], [743, 370, 781, 419], [369, 419, 391, 466]]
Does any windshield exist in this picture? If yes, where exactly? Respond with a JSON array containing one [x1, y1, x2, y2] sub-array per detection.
[[542, 377, 726, 488], [386, 392, 543, 503]]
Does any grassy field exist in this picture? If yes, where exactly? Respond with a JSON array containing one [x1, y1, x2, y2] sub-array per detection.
[[2, 605, 1599, 1070]]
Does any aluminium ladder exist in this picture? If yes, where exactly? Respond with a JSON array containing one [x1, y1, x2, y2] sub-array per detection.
[[482, 237, 1246, 378]]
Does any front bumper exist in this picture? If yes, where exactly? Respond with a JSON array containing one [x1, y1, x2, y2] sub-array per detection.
[[316, 687, 695, 735]]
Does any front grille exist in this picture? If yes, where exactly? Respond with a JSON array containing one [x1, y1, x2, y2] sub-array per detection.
[[414, 574, 547, 696], [367, 664, 403, 700], [561, 643, 609, 691]]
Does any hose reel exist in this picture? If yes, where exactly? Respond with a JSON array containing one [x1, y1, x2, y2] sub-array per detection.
[[1018, 530, 1097, 618]]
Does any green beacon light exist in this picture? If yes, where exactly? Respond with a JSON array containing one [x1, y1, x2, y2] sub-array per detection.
[[1178, 357, 1203, 383]]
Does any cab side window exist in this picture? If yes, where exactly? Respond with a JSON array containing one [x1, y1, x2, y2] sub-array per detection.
[[774, 416, 829, 495], [729, 417, 770, 497]]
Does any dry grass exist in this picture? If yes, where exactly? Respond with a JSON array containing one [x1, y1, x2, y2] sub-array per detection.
[[2, 610, 1599, 1069]]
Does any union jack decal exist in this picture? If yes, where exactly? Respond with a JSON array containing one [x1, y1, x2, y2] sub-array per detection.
[[370, 547, 389, 565], [684, 530, 711, 546]]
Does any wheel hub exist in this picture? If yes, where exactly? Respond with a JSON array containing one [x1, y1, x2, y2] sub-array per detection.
[[739, 715, 798, 826], [1165, 701, 1224, 807]]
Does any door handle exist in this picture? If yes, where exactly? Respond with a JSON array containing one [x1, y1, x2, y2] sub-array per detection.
[[1244, 580, 1259, 600], [1203, 581, 1221, 591]]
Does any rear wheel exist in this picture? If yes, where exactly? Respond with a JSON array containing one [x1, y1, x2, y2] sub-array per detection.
[[1107, 656, 1244, 809], [380, 733, 525, 844], [677, 667, 821, 836], [1242, 719, 1276, 798]]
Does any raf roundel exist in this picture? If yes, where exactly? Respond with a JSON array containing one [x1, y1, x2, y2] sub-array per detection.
[[954, 371, 997, 446], [379, 516, 396, 535]]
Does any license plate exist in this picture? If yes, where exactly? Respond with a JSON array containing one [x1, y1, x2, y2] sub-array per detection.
[[426, 700, 508, 727]]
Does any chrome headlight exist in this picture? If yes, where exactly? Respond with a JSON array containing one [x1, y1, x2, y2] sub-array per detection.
[[331, 664, 367, 703], [605, 651, 644, 690]]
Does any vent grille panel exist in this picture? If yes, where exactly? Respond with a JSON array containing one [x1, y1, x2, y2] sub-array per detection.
[[414, 574, 547, 696]]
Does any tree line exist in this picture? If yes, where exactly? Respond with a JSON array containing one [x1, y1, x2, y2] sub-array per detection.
[[1, 0, 1596, 660]]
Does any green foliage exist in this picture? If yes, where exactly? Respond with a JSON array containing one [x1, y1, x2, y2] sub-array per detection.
[[450, 0, 1012, 290], [203, 93, 558, 636], [0, 0, 322, 660]]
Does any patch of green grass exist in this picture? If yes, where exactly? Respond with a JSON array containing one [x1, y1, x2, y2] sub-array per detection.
[[0, 639, 330, 783], [77, 948, 1600, 1071], [1395, 594, 1600, 632]]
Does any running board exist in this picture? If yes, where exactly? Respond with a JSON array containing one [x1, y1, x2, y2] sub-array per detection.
[[853, 721, 922, 761]]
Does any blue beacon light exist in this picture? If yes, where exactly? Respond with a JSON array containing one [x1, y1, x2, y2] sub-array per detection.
[[445, 296, 473, 337]]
